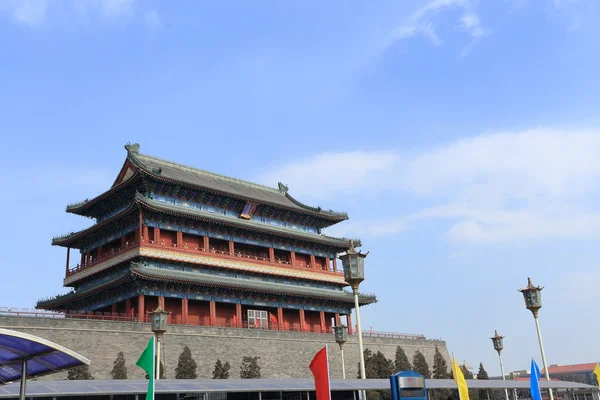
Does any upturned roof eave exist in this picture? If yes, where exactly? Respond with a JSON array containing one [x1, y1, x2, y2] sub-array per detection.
[[126, 149, 349, 223], [52, 203, 139, 248], [64, 170, 141, 216], [135, 194, 352, 250], [37, 265, 376, 309], [130, 264, 375, 305]]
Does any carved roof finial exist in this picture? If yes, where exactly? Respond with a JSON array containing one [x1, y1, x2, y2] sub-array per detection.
[[278, 182, 289, 193], [125, 143, 140, 154]]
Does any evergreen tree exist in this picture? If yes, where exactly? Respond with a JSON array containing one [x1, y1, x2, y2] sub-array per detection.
[[67, 365, 94, 380], [476, 363, 489, 380], [412, 350, 431, 379], [476, 363, 489, 400], [212, 359, 231, 379], [240, 356, 261, 379], [111, 351, 128, 379], [460, 364, 474, 379], [357, 350, 394, 400], [394, 346, 412, 372], [175, 346, 198, 379], [432, 346, 448, 379]]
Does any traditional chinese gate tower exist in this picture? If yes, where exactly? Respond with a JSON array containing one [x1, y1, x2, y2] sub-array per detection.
[[38, 144, 375, 333]]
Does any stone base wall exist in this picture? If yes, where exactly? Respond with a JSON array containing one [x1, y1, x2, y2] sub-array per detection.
[[0, 316, 449, 380]]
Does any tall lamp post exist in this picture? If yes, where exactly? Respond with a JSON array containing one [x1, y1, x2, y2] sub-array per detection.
[[149, 304, 171, 380], [333, 325, 348, 379], [519, 278, 554, 400], [339, 241, 369, 400], [491, 330, 509, 400]]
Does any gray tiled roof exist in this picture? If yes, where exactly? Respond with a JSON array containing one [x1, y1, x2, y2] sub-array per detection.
[[131, 264, 376, 305], [127, 145, 347, 221]]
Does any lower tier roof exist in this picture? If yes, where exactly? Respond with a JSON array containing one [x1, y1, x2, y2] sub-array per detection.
[[38, 263, 376, 310]]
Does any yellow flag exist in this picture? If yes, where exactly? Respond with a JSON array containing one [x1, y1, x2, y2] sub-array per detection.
[[593, 363, 600, 386], [452, 357, 470, 400]]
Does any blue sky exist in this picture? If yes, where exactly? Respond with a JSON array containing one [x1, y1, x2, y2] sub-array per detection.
[[2, 0, 600, 376]]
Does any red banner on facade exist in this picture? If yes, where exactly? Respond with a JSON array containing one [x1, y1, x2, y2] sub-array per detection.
[[309, 346, 331, 400]]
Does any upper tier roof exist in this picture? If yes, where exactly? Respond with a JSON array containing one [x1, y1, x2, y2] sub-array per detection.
[[67, 144, 348, 224]]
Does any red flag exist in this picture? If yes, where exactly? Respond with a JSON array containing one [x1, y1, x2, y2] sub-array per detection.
[[269, 313, 278, 324], [309, 346, 331, 400]]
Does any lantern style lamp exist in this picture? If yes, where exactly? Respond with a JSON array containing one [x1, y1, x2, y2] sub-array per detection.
[[519, 278, 553, 400], [491, 330, 509, 400], [339, 240, 369, 398], [333, 325, 348, 379], [149, 304, 171, 380]]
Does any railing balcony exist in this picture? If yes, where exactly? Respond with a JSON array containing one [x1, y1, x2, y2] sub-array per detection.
[[142, 239, 344, 276], [67, 240, 139, 276]]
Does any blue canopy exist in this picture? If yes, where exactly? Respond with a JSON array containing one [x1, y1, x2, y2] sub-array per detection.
[[0, 328, 90, 385]]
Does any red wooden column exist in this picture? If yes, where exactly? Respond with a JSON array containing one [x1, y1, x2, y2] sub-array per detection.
[[228, 241, 235, 255], [176, 231, 183, 247], [111, 303, 117, 314], [346, 314, 353, 334], [154, 227, 161, 244], [121, 235, 126, 248], [159, 295, 165, 309], [320, 311, 326, 333], [210, 301, 216, 326], [137, 294, 145, 322], [182, 298, 188, 324], [277, 307, 284, 330], [309, 254, 316, 268], [65, 247, 70, 275], [236, 303, 242, 327], [80, 252, 85, 266], [97, 245, 103, 260], [269, 248, 275, 262], [299, 309, 306, 332], [333, 259, 338, 272], [325, 257, 331, 271], [203, 236, 209, 251], [125, 298, 132, 317], [335, 313, 341, 326], [142, 225, 149, 242], [290, 251, 296, 265], [138, 210, 143, 242]]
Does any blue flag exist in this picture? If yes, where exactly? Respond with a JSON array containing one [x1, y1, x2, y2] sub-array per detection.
[[530, 359, 542, 400]]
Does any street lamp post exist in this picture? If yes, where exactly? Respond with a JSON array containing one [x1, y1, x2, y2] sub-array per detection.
[[333, 325, 348, 379], [149, 304, 171, 380], [491, 330, 509, 400], [339, 241, 369, 400], [519, 278, 554, 400]]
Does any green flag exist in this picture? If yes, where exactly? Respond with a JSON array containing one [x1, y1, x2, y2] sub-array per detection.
[[136, 337, 155, 400]]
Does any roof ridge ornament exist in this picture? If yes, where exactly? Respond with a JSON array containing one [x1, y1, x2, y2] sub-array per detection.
[[278, 182, 289, 193], [125, 143, 140, 154]]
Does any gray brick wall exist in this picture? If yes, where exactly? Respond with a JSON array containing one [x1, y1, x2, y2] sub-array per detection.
[[0, 316, 449, 380]]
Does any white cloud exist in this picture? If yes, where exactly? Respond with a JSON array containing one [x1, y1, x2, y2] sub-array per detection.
[[260, 151, 399, 200], [460, 13, 485, 37], [390, 0, 484, 47], [259, 128, 600, 243]]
